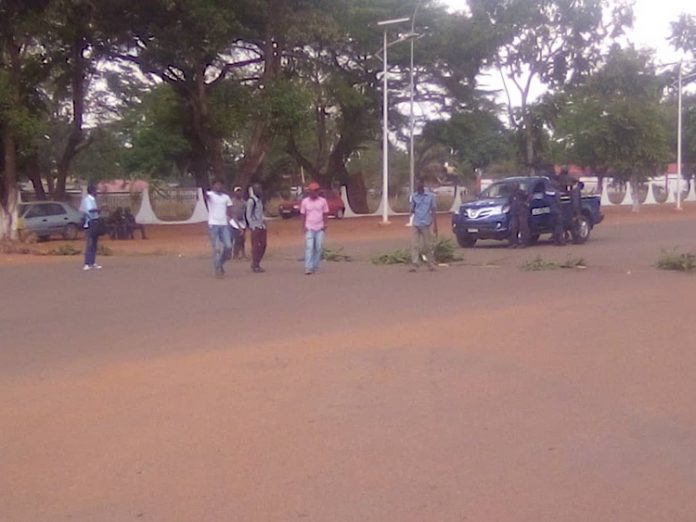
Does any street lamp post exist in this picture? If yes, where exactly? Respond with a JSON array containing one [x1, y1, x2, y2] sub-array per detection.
[[409, 3, 422, 196], [377, 17, 410, 224]]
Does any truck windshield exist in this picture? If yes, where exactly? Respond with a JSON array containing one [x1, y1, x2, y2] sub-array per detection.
[[480, 180, 534, 199]]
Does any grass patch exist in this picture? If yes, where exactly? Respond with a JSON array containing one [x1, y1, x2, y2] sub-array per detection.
[[47, 244, 81, 256], [0, 240, 38, 255], [97, 244, 114, 256], [522, 255, 588, 271], [559, 256, 587, 269], [656, 248, 696, 272], [372, 238, 463, 265], [322, 247, 353, 262], [521, 256, 560, 271]]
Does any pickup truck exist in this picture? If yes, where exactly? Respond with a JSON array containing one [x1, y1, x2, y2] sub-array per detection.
[[451, 176, 604, 247]]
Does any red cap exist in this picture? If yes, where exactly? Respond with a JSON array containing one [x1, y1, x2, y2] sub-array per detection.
[[307, 182, 320, 190]]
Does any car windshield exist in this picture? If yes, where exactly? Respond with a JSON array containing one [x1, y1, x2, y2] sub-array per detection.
[[480, 180, 534, 199]]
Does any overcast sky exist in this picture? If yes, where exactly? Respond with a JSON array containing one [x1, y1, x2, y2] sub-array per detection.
[[442, 0, 696, 63], [436, 0, 696, 106]]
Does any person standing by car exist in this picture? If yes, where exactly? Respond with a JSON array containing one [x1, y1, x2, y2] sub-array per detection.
[[206, 179, 233, 278], [300, 182, 329, 275], [508, 186, 530, 248], [230, 186, 247, 259], [246, 183, 267, 273], [80, 184, 102, 271], [409, 177, 438, 272]]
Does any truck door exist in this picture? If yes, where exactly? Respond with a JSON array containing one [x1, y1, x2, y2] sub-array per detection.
[[528, 180, 551, 231]]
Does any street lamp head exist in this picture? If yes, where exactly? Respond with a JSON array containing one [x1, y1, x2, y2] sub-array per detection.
[[377, 17, 410, 27]]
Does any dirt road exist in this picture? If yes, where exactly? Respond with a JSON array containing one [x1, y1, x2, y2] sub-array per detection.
[[2, 207, 696, 521]]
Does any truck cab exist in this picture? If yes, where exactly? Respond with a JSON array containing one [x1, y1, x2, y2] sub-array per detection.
[[451, 176, 604, 248]]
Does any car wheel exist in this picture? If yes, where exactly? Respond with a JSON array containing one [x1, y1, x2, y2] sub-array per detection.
[[335, 208, 345, 219], [38, 235, 51, 242], [456, 232, 477, 248], [571, 215, 591, 244], [281, 213, 293, 220], [63, 223, 79, 240], [528, 234, 540, 245]]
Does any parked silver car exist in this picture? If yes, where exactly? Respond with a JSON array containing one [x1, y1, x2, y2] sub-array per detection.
[[17, 201, 84, 240]]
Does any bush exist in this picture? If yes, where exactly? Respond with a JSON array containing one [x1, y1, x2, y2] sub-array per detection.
[[372, 238, 463, 265], [97, 244, 113, 256], [47, 244, 81, 256], [521, 256, 560, 271], [322, 248, 353, 262], [522, 255, 588, 271], [656, 249, 696, 272], [0, 240, 38, 255]]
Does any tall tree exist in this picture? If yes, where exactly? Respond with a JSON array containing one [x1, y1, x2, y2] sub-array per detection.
[[469, 0, 633, 172], [552, 47, 670, 211], [0, 0, 51, 239]]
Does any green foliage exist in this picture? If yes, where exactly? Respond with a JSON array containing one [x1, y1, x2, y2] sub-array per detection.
[[420, 108, 513, 176], [96, 244, 113, 256], [656, 249, 696, 272], [372, 248, 410, 265], [552, 47, 670, 182], [322, 247, 353, 262], [559, 256, 587, 269], [521, 256, 560, 271], [372, 238, 462, 265], [120, 85, 191, 178], [522, 255, 588, 271], [47, 244, 81, 255], [433, 238, 464, 263]]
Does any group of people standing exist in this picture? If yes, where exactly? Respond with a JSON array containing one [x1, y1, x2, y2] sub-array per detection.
[[80, 177, 441, 276], [206, 180, 267, 277], [206, 180, 330, 278], [507, 166, 583, 249]]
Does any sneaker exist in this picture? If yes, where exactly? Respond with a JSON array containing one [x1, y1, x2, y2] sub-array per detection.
[[91, 264, 103, 270], [252, 266, 266, 273], [83, 264, 92, 271], [305, 270, 313, 275], [408, 266, 418, 273]]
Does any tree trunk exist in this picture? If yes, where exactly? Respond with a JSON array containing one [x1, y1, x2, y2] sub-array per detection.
[[26, 154, 47, 200], [55, 33, 89, 200], [1, 126, 19, 240], [629, 174, 640, 213], [189, 137, 210, 189], [524, 112, 535, 175], [189, 72, 224, 186], [236, 0, 285, 189], [346, 171, 369, 213]]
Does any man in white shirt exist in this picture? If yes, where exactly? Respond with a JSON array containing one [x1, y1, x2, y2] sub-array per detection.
[[206, 179, 233, 278], [79, 184, 102, 271]]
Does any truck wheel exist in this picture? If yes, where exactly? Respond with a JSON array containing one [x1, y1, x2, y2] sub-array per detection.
[[456, 233, 477, 248], [571, 215, 591, 244]]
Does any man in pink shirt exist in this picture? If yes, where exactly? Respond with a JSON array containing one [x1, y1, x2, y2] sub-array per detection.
[[300, 182, 330, 275]]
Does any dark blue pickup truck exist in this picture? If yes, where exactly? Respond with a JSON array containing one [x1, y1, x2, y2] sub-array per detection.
[[451, 176, 604, 247]]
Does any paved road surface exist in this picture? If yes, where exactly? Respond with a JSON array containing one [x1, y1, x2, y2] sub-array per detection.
[[1, 213, 696, 521]]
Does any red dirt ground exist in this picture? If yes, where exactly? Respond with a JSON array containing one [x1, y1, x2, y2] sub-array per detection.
[[1, 204, 696, 521]]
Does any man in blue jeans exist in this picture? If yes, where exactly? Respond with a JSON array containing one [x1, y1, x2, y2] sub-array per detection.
[[206, 179, 233, 278], [300, 182, 329, 275], [409, 177, 438, 272]]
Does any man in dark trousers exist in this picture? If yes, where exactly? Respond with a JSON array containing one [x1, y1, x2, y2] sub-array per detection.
[[246, 183, 266, 273], [409, 177, 438, 272], [508, 185, 530, 248]]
